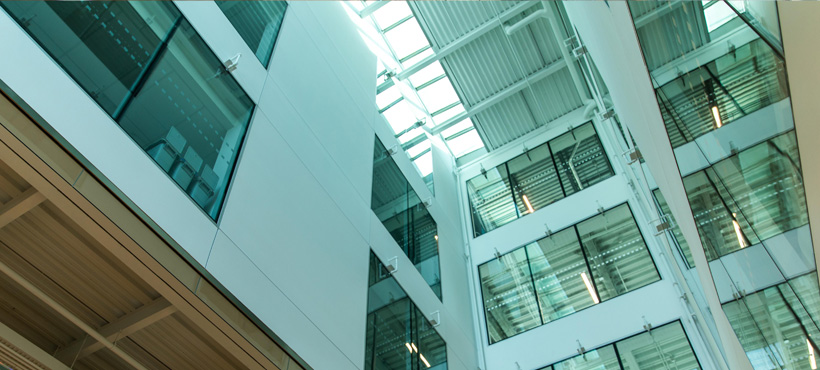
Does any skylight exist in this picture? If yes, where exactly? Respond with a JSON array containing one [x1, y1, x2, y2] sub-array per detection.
[[343, 0, 487, 184], [703, 0, 745, 32]]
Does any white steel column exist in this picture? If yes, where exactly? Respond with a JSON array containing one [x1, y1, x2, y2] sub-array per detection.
[[779, 2, 820, 292]]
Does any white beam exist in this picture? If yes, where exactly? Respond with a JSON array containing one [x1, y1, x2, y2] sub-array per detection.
[[0, 320, 72, 370], [359, 1, 389, 18], [396, 1, 538, 81], [55, 297, 177, 363], [431, 60, 568, 136], [0, 258, 149, 370], [0, 187, 45, 229]]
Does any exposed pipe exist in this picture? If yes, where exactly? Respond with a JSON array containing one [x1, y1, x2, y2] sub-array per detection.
[[0, 259, 149, 370], [503, 9, 547, 35]]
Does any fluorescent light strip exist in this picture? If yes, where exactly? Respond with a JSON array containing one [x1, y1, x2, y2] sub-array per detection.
[[419, 353, 431, 368], [810, 339, 817, 370], [732, 214, 747, 248], [712, 105, 722, 128], [581, 272, 600, 304], [411, 343, 418, 353], [522, 194, 535, 214], [406, 343, 413, 353]]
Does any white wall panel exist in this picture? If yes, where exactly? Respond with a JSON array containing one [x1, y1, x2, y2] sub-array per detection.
[[268, 7, 375, 203], [207, 231, 360, 370], [219, 112, 370, 368]]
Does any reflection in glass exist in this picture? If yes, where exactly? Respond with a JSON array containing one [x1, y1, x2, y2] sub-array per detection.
[[215, 1, 287, 67], [617, 321, 701, 370], [553, 345, 620, 370], [683, 131, 807, 261], [723, 273, 820, 370], [479, 203, 661, 344], [656, 39, 788, 148], [372, 138, 442, 299], [550, 123, 614, 196], [366, 253, 447, 370], [467, 122, 613, 237], [539, 321, 701, 370], [2, 2, 255, 219], [577, 204, 660, 302], [653, 189, 696, 269], [118, 19, 253, 217], [526, 228, 596, 324], [0, 1, 180, 115], [479, 248, 541, 344]]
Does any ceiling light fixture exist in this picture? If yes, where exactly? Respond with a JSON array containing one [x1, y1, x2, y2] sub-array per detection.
[[522, 194, 535, 214], [809, 339, 817, 369], [732, 213, 747, 248], [405, 343, 413, 353], [419, 353, 431, 368], [581, 272, 599, 304], [411, 343, 418, 353], [712, 105, 722, 128]]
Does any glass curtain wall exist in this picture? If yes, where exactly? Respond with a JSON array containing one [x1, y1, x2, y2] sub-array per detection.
[[538, 321, 701, 370], [366, 252, 447, 370], [467, 122, 613, 237], [628, 2, 818, 368], [215, 1, 287, 67], [479, 203, 659, 344], [1, 1, 255, 219], [372, 137, 442, 299]]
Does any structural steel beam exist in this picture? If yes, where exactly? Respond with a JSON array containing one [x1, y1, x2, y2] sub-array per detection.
[[0, 320, 72, 370]]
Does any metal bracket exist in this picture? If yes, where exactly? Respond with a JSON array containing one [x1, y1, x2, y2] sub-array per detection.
[[597, 108, 616, 121], [223, 53, 241, 73], [480, 165, 487, 179], [387, 144, 400, 156], [576, 340, 585, 355], [544, 224, 552, 237], [494, 248, 502, 260], [623, 148, 643, 164], [428, 311, 441, 327], [651, 214, 673, 236], [423, 198, 433, 208], [385, 256, 398, 274], [642, 316, 653, 332]]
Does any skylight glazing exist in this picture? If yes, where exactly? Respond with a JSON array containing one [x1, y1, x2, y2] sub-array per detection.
[[343, 0, 488, 182]]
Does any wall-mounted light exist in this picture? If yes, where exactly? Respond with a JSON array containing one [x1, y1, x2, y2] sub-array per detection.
[[581, 272, 599, 304], [711, 105, 722, 128], [732, 213, 747, 248], [434, 235, 438, 241], [522, 194, 535, 214]]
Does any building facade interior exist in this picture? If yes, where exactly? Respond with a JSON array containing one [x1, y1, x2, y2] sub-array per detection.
[[0, 1, 818, 370]]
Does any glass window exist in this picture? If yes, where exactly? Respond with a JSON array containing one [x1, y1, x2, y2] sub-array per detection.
[[553, 345, 620, 370], [371, 138, 442, 299], [215, 1, 287, 67], [365, 252, 447, 370], [526, 228, 597, 324], [478, 248, 541, 344], [549, 123, 614, 196], [117, 19, 253, 218], [617, 321, 701, 370], [466, 121, 614, 237], [508, 143, 563, 214], [577, 204, 660, 302], [0, 1, 180, 116], [2, 2, 255, 219], [467, 165, 518, 237]]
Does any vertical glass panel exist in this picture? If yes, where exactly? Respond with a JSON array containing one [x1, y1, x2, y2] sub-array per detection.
[[709, 131, 807, 242], [577, 204, 660, 302], [653, 189, 696, 269], [616, 321, 701, 370], [683, 170, 748, 260], [467, 165, 518, 237], [526, 228, 596, 324], [478, 249, 541, 344], [0, 1, 180, 115], [550, 123, 614, 196], [365, 252, 447, 370], [654, 36, 787, 148], [553, 345, 621, 370], [508, 142, 563, 214], [117, 19, 253, 218], [215, 1, 287, 67], [371, 138, 441, 299], [723, 276, 820, 370]]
